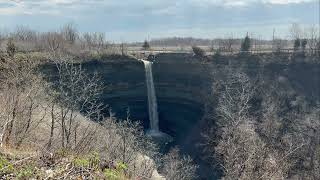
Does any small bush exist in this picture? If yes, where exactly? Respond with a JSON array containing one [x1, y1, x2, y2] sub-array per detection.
[[192, 46, 205, 57], [162, 148, 198, 180], [16, 165, 35, 179], [103, 162, 128, 180], [6, 38, 16, 57], [73, 157, 90, 168], [72, 152, 101, 170], [117, 162, 128, 171], [0, 155, 14, 176]]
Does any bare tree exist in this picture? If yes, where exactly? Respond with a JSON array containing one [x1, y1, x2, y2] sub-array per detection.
[[0, 54, 46, 148], [307, 26, 320, 55], [43, 32, 64, 53], [203, 68, 307, 179], [273, 38, 286, 54], [120, 42, 127, 56], [204, 70, 258, 178], [61, 23, 78, 45], [95, 32, 106, 53], [13, 25, 37, 42], [80, 32, 106, 53], [220, 35, 236, 53], [0, 31, 2, 50], [162, 147, 198, 180], [97, 110, 159, 179], [47, 57, 104, 150], [82, 32, 94, 50], [290, 23, 303, 40], [290, 23, 305, 54]]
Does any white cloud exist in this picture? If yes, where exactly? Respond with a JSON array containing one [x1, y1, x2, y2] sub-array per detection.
[[264, 0, 315, 4], [189, 0, 315, 7], [1, 0, 316, 15], [0, 0, 84, 15], [0, 0, 317, 41]]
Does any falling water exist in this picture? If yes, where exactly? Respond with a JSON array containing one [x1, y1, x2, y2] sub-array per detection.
[[141, 60, 160, 132]]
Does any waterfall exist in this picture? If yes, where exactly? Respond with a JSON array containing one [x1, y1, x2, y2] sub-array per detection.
[[141, 60, 160, 132]]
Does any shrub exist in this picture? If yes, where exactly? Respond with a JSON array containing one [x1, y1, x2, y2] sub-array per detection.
[[6, 38, 16, 57], [16, 166, 35, 179], [73, 157, 90, 168], [214, 49, 221, 57], [0, 155, 14, 176], [72, 152, 100, 169], [103, 162, 128, 180], [192, 46, 205, 57], [162, 148, 198, 180]]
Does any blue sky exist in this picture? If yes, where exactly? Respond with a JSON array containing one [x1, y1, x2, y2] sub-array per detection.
[[0, 0, 319, 42]]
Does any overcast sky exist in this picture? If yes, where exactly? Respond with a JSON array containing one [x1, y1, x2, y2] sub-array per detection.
[[0, 0, 319, 42]]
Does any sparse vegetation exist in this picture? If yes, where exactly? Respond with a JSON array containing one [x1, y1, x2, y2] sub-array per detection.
[[0, 21, 319, 179], [204, 64, 320, 179], [0, 52, 163, 179], [161, 147, 198, 180]]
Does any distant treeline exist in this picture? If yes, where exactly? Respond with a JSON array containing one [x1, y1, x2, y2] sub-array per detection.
[[0, 23, 319, 56]]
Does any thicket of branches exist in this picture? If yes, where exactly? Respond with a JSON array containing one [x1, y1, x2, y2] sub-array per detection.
[[0, 23, 128, 58], [0, 22, 318, 179], [0, 47, 198, 178], [204, 66, 320, 179]]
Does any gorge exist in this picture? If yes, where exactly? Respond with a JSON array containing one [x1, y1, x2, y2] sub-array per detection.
[[42, 53, 320, 179]]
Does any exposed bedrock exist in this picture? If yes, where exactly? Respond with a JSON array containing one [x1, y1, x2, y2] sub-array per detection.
[[42, 53, 319, 179]]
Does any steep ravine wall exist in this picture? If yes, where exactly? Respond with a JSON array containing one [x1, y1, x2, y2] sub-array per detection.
[[79, 58, 209, 142], [42, 54, 319, 180]]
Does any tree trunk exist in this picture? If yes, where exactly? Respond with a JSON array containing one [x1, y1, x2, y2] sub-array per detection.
[[47, 103, 55, 149], [4, 100, 18, 147]]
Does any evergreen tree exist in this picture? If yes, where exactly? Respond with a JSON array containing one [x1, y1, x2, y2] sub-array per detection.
[[142, 40, 150, 50], [301, 39, 307, 53], [294, 38, 301, 52], [241, 35, 251, 52], [192, 46, 205, 57]]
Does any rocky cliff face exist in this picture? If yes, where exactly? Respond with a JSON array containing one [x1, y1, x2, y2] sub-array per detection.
[[42, 53, 319, 179], [77, 54, 319, 143], [81, 56, 210, 144]]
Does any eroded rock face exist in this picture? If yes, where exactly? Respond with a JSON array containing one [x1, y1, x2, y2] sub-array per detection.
[[80, 57, 208, 143], [78, 54, 319, 144], [42, 53, 319, 179]]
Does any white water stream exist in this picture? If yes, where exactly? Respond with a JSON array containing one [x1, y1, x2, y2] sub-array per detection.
[[141, 60, 160, 133]]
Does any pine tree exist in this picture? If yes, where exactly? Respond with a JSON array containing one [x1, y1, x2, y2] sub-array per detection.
[[241, 35, 251, 52], [294, 38, 301, 52], [301, 39, 307, 53], [142, 40, 150, 50]]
